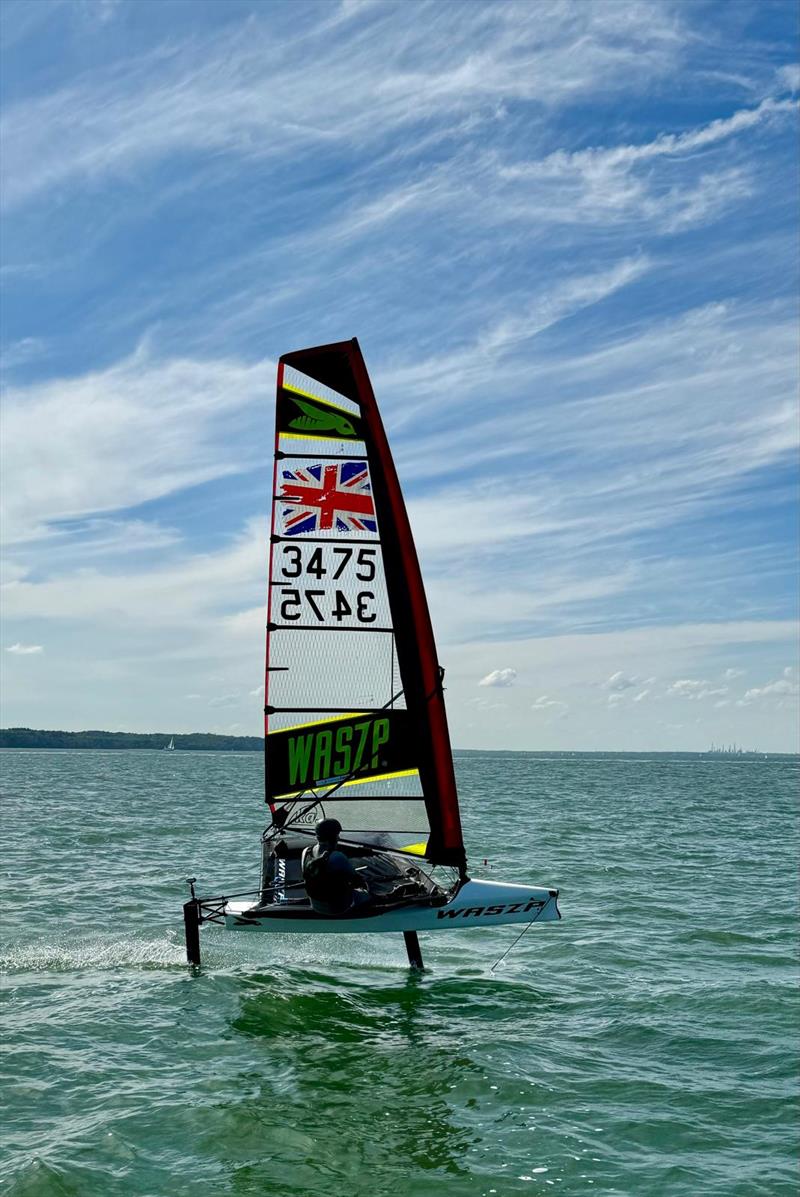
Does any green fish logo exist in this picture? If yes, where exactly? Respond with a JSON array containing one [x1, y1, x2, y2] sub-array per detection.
[[287, 395, 356, 437]]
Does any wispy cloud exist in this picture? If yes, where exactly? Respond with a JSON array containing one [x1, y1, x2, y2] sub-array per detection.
[[2, 517, 266, 627], [479, 668, 517, 688], [0, 1, 683, 210], [667, 678, 708, 696], [499, 96, 796, 231], [1, 347, 271, 544], [82, 0, 124, 26], [6, 642, 43, 654], [603, 671, 638, 692], [477, 257, 650, 355], [1, 336, 46, 371], [777, 64, 800, 93], [1, 1, 796, 749], [505, 97, 796, 180], [667, 679, 730, 700], [740, 667, 798, 704], [531, 695, 568, 714]]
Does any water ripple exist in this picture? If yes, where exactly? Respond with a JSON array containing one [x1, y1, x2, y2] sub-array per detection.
[[1, 749, 797, 1196]]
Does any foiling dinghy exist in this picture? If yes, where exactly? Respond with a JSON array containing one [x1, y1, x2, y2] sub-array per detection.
[[183, 339, 560, 968]]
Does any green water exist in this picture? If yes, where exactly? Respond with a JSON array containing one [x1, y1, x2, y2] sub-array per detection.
[[1, 750, 798, 1196]]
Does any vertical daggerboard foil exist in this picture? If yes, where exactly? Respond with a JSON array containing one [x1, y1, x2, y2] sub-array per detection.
[[265, 363, 428, 853]]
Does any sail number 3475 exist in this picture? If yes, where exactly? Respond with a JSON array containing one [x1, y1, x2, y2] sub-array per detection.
[[277, 546, 379, 625], [280, 545, 376, 580], [279, 587, 376, 623]]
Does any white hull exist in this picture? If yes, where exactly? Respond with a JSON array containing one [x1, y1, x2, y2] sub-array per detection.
[[224, 878, 560, 934]]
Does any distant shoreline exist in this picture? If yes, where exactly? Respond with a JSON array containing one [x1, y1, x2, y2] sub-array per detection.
[[0, 728, 263, 751], [0, 729, 796, 756]]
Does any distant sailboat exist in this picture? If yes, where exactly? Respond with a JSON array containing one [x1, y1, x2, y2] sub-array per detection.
[[182, 339, 561, 968], [164, 737, 175, 751]]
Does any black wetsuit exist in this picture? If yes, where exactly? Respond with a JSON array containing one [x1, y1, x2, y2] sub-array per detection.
[[302, 843, 368, 915]]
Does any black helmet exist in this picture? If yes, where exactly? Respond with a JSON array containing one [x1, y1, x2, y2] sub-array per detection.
[[315, 817, 342, 843]]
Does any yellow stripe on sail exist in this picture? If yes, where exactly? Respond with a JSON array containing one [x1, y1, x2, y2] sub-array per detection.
[[272, 767, 420, 802], [399, 841, 428, 856], [338, 768, 419, 790], [268, 711, 367, 735], [279, 431, 366, 444], [282, 380, 356, 417]]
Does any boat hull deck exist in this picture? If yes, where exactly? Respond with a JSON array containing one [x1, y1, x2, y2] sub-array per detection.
[[224, 878, 560, 933]]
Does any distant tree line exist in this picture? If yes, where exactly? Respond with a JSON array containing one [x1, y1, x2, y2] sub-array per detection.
[[0, 728, 264, 751]]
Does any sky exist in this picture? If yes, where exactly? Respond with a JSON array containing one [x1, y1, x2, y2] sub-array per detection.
[[1, 0, 798, 752]]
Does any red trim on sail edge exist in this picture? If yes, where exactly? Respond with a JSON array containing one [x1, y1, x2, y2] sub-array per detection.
[[347, 340, 464, 866], [264, 360, 284, 810]]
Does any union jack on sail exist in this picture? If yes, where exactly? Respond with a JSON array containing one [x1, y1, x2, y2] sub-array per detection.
[[278, 461, 376, 535]]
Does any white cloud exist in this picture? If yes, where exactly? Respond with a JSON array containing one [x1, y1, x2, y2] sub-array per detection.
[[509, 97, 796, 180], [1, 6, 797, 753], [449, 621, 798, 702], [392, 301, 798, 556], [5, 642, 43, 654], [85, 0, 123, 25], [667, 678, 709, 698], [724, 667, 746, 679], [1, 336, 46, 371], [479, 668, 517, 688], [777, 64, 800, 93], [603, 670, 638, 691], [1, 517, 265, 628], [0, 1, 683, 210], [478, 256, 650, 355], [1, 347, 272, 544], [741, 667, 799, 703], [531, 695, 568, 719], [499, 97, 796, 231], [408, 488, 579, 554], [667, 678, 737, 701], [657, 168, 753, 234]]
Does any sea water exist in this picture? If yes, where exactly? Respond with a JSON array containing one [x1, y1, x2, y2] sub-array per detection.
[[1, 750, 797, 1196]]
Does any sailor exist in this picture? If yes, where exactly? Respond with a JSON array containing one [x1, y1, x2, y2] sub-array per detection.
[[302, 818, 371, 915]]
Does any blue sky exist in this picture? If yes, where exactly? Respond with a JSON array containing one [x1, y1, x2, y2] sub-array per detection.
[[1, 0, 798, 750]]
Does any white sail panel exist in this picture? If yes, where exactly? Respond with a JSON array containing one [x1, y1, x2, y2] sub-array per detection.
[[266, 364, 426, 852]]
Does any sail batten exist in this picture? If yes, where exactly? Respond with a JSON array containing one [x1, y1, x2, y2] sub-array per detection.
[[263, 339, 465, 870]]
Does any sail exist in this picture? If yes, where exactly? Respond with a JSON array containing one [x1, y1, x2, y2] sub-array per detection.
[[263, 339, 465, 870]]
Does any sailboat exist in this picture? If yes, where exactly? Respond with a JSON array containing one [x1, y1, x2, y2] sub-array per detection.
[[183, 339, 560, 967], [164, 737, 175, 751]]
